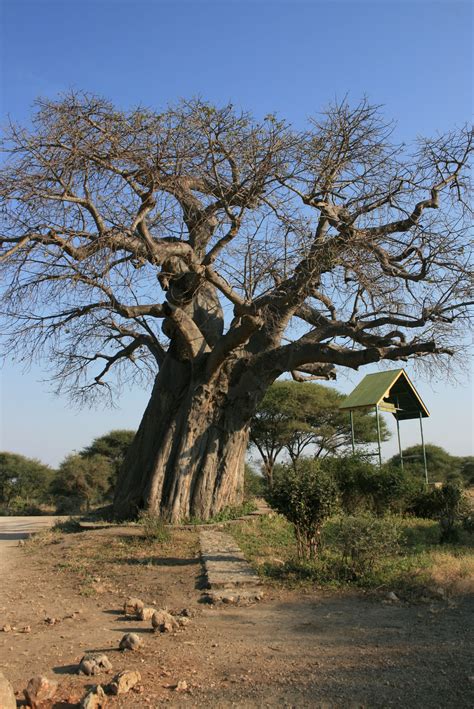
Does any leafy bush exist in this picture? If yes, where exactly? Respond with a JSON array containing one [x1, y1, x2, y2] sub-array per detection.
[[321, 455, 415, 514], [267, 458, 338, 560], [408, 481, 468, 543], [332, 513, 402, 580]]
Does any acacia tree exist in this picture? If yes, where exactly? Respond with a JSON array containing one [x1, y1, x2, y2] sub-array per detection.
[[0, 94, 472, 521], [249, 380, 389, 486]]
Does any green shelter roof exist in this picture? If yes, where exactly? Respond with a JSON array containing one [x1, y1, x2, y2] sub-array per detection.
[[339, 369, 429, 420]]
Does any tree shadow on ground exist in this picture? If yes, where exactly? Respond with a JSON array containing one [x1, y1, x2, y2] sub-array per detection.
[[109, 556, 198, 566]]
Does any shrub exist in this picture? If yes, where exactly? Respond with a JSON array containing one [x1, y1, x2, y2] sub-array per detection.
[[408, 481, 468, 543], [138, 512, 171, 542], [321, 455, 415, 514], [267, 458, 338, 560], [333, 513, 402, 580]]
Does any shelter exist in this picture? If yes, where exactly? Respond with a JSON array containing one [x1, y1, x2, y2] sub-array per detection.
[[339, 369, 430, 482]]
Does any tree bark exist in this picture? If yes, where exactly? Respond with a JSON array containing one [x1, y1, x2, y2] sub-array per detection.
[[113, 355, 249, 522]]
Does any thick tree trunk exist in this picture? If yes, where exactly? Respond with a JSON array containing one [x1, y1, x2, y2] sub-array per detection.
[[113, 356, 249, 522]]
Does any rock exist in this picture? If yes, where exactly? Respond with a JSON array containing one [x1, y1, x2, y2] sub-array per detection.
[[119, 632, 143, 651], [138, 606, 155, 621], [1, 624, 12, 632], [20, 625, 31, 633], [433, 586, 446, 599], [0, 671, 16, 709], [385, 591, 399, 602], [221, 594, 237, 604], [175, 680, 188, 692], [24, 676, 58, 708], [151, 610, 179, 633], [123, 597, 144, 617], [108, 670, 141, 695], [177, 616, 191, 627], [78, 653, 113, 676], [178, 607, 195, 618], [80, 684, 108, 708]]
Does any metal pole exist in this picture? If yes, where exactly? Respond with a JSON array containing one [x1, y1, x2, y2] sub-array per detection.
[[350, 410, 355, 454], [419, 412, 428, 486], [375, 405, 382, 467], [396, 416, 404, 471]]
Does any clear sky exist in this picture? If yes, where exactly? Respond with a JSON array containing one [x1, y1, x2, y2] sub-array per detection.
[[0, 0, 472, 467]]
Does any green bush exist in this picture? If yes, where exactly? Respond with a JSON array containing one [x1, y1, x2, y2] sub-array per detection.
[[267, 458, 338, 560], [408, 481, 468, 542], [332, 513, 402, 580], [321, 455, 415, 514], [138, 512, 171, 542]]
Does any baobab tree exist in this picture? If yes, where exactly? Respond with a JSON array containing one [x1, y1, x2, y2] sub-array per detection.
[[0, 94, 472, 521]]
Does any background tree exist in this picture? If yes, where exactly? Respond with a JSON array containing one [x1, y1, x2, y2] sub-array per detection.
[[51, 453, 112, 513], [249, 380, 389, 485], [79, 429, 135, 494], [0, 452, 54, 511], [388, 444, 472, 484], [1, 94, 472, 521]]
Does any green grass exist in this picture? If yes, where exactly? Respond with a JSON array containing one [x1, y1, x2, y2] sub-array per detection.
[[229, 513, 474, 597]]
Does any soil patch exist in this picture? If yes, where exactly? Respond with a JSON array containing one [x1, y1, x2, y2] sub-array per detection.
[[0, 526, 472, 707]]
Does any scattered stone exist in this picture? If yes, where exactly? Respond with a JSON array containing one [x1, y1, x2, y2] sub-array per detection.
[[386, 591, 399, 602], [178, 607, 195, 618], [151, 610, 179, 633], [138, 606, 155, 621], [221, 594, 237, 604], [80, 684, 108, 708], [20, 625, 31, 633], [108, 670, 141, 695], [433, 586, 446, 599], [44, 616, 57, 625], [176, 616, 191, 627], [175, 680, 188, 692], [123, 597, 144, 617], [24, 676, 58, 708], [1, 624, 12, 633], [18, 539, 25, 547], [119, 632, 143, 651], [78, 653, 113, 676], [0, 671, 16, 709]]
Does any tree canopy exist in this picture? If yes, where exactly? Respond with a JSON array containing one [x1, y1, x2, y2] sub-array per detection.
[[0, 452, 54, 510], [249, 380, 389, 484], [1, 94, 471, 521], [388, 444, 474, 485]]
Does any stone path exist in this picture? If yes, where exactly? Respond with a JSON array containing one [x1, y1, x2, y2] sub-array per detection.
[[199, 529, 264, 604]]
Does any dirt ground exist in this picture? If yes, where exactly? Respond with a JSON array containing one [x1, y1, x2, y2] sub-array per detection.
[[0, 526, 473, 708]]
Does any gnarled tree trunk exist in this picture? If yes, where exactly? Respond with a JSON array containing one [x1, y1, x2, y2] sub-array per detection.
[[113, 355, 252, 522]]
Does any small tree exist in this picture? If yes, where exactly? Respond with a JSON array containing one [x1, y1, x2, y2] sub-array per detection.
[[268, 458, 338, 559], [79, 429, 135, 494], [51, 454, 112, 512], [250, 381, 389, 486]]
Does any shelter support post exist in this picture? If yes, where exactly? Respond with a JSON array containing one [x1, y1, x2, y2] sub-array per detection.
[[396, 418, 404, 471], [350, 410, 355, 454], [375, 404, 382, 468], [419, 412, 429, 485]]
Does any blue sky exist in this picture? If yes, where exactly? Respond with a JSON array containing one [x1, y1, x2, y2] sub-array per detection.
[[0, 0, 472, 467]]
